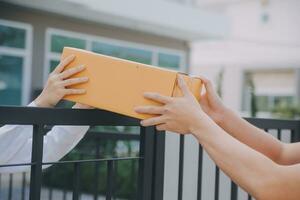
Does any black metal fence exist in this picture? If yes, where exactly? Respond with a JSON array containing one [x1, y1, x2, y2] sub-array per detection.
[[176, 118, 300, 200], [0, 106, 166, 200], [1, 106, 300, 200]]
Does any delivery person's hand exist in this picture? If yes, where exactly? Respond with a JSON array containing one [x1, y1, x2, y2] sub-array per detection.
[[197, 76, 228, 125], [35, 55, 89, 108], [134, 75, 210, 134]]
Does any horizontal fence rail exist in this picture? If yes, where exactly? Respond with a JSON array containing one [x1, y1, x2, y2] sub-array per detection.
[[0, 106, 140, 126], [0, 106, 166, 200]]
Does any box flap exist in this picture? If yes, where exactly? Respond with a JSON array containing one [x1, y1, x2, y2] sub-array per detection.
[[172, 74, 202, 102]]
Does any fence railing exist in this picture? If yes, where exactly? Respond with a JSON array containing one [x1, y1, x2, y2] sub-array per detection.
[[1, 106, 300, 200], [176, 117, 300, 200], [0, 106, 166, 200]]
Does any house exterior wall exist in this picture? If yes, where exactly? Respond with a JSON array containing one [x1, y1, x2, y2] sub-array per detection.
[[0, 2, 189, 99]]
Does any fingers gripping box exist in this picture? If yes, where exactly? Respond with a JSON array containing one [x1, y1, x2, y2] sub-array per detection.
[[61, 47, 202, 119]]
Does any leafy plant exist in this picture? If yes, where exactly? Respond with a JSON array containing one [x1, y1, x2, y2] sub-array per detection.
[[42, 128, 140, 199], [272, 103, 300, 119]]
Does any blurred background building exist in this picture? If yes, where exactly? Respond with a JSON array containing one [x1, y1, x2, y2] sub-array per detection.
[[0, 0, 227, 106], [0, 0, 299, 200], [191, 0, 300, 119]]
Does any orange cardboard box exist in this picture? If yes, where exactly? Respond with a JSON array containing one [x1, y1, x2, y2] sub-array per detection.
[[61, 47, 202, 119]]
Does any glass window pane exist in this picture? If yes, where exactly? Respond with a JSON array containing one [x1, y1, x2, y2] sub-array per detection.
[[256, 95, 269, 112], [158, 53, 180, 69], [48, 59, 75, 108], [92, 42, 152, 64], [49, 60, 60, 73], [51, 34, 86, 53], [0, 55, 23, 105], [274, 96, 294, 107], [0, 24, 26, 49]]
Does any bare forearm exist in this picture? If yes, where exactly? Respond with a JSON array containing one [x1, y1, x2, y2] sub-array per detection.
[[192, 117, 282, 199], [218, 108, 284, 163]]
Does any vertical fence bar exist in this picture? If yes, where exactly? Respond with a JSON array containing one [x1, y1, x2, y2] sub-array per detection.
[[178, 135, 185, 200], [48, 187, 53, 200], [248, 194, 252, 200], [114, 160, 118, 199], [291, 123, 300, 143], [137, 127, 145, 200], [152, 130, 165, 200], [106, 160, 114, 200], [277, 129, 282, 140], [197, 145, 203, 200], [214, 167, 219, 200], [73, 162, 80, 200], [291, 130, 296, 143], [230, 182, 238, 200], [63, 189, 67, 200], [137, 127, 155, 200], [8, 173, 12, 200], [29, 125, 44, 200], [93, 140, 101, 200], [131, 159, 136, 200], [294, 123, 300, 142], [21, 172, 26, 200]]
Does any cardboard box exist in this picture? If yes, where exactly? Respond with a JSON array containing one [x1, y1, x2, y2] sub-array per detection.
[[61, 47, 202, 119]]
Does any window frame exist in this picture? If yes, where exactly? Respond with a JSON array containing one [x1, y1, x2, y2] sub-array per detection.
[[0, 19, 33, 105], [44, 28, 187, 82]]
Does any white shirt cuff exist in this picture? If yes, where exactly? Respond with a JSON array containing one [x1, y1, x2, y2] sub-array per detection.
[[28, 101, 37, 107]]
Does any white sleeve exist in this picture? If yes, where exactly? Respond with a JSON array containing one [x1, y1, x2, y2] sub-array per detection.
[[0, 102, 36, 166], [0, 103, 90, 173]]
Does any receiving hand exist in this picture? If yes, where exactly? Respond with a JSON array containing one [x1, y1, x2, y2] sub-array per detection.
[[198, 76, 227, 125], [134, 75, 207, 134], [35, 55, 89, 108]]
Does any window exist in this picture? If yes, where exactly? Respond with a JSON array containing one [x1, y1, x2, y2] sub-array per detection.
[[0, 20, 32, 105], [51, 34, 86, 53], [0, 55, 23, 105], [49, 60, 60, 73], [0, 24, 26, 48], [158, 52, 181, 69], [256, 95, 295, 112], [92, 42, 152, 64], [242, 70, 296, 117], [44, 28, 186, 81]]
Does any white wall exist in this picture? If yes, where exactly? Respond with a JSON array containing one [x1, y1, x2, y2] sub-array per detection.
[[228, 0, 300, 45]]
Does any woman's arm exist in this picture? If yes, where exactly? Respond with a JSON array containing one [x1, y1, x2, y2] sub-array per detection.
[[0, 103, 90, 173], [0, 123, 89, 173], [197, 77, 299, 165], [194, 115, 300, 200], [135, 76, 300, 199], [218, 108, 300, 165], [0, 55, 91, 173], [218, 108, 286, 164]]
